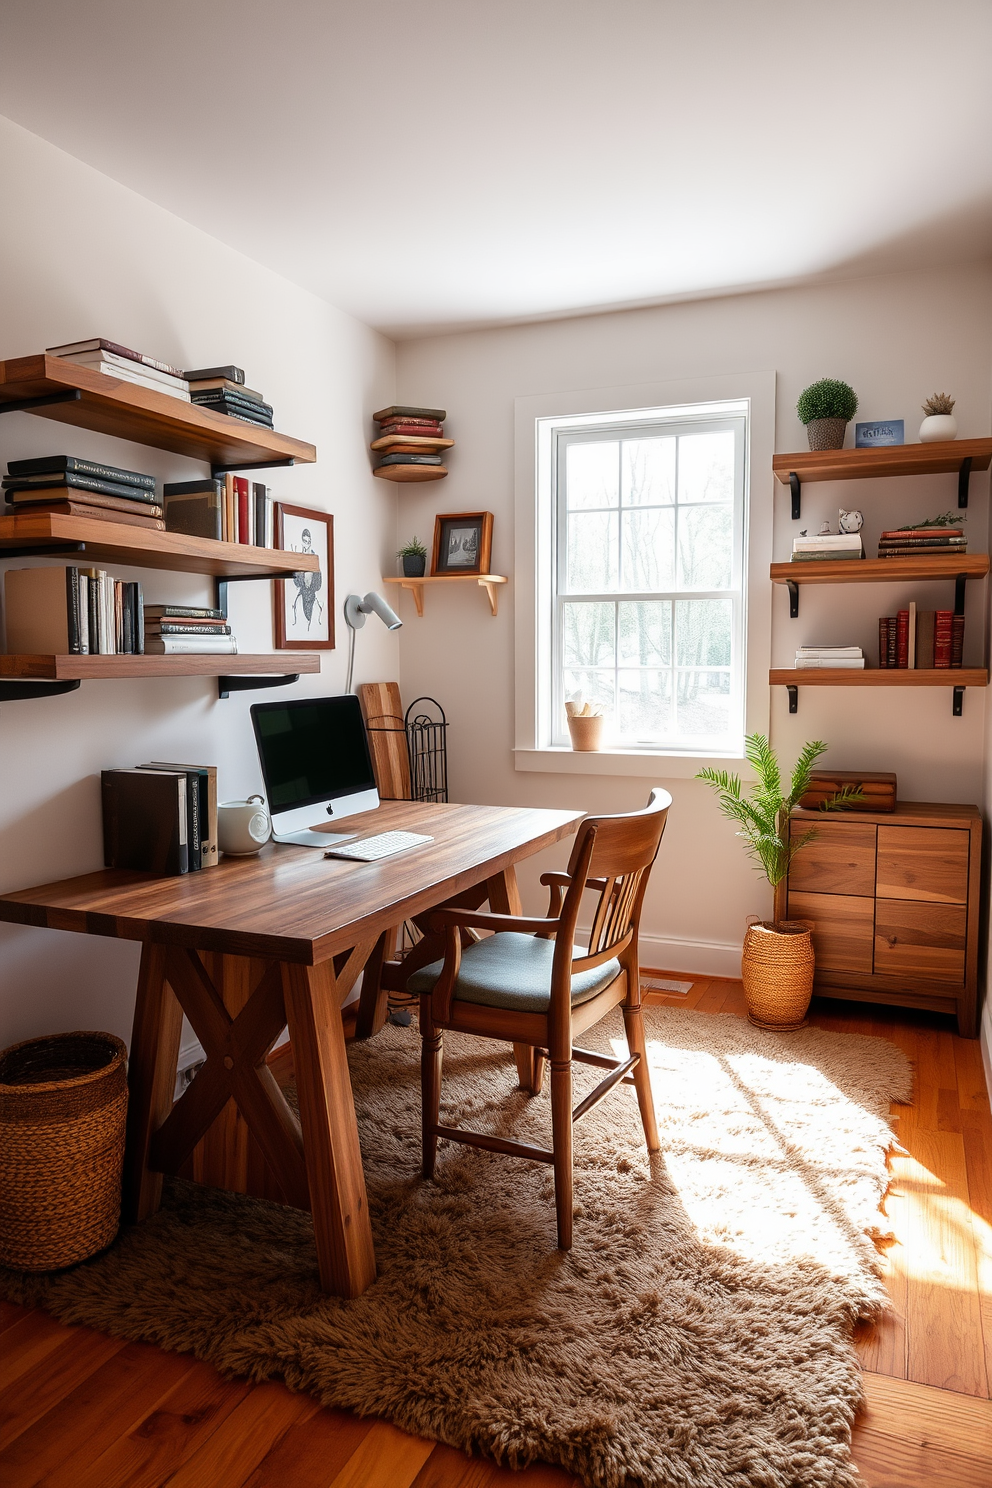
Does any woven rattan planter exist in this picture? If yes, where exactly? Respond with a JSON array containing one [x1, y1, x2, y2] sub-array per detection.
[[0, 1031, 128, 1271], [741, 921, 815, 1031], [805, 418, 848, 451]]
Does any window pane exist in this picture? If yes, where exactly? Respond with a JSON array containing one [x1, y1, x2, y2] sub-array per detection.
[[675, 598, 732, 667], [618, 601, 671, 667], [567, 511, 619, 592], [621, 508, 675, 591], [563, 602, 615, 668], [618, 670, 672, 739], [563, 668, 615, 721], [677, 430, 735, 504], [622, 438, 675, 506], [566, 441, 619, 509], [677, 504, 732, 588], [675, 670, 732, 739]]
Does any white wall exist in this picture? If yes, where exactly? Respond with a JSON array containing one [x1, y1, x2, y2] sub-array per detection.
[[0, 116, 397, 1049], [395, 265, 992, 975]]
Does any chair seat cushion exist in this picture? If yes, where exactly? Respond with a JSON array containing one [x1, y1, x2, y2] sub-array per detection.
[[406, 932, 622, 1014]]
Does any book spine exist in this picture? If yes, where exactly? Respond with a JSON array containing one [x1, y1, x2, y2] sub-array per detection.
[[78, 575, 89, 654], [65, 566, 81, 654], [122, 583, 133, 655], [878, 617, 889, 668], [187, 773, 201, 871], [896, 610, 909, 668], [87, 576, 100, 654], [934, 610, 953, 667], [908, 601, 917, 669], [135, 582, 144, 654], [147, 623, 233, 635], [253, 482, 267, 549], [951, 612, 965, 668], [5, 474, 160, 502], [97, 340, 185, 380], [101, 774, 119, 867], [887, 617, 897, 668], [234, 477, 249, 544]]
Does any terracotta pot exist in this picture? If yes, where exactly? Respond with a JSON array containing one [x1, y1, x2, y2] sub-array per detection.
[[567, 715, 604, 752], [805, 418, 848, 451], [740, 920, 814, 1031]]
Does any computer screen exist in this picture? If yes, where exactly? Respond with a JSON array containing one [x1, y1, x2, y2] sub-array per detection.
[[250, 695, 377, 837]]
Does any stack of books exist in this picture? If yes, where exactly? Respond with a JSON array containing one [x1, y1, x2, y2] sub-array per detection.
[[877, 524, 967, 557], [103, 762, 218, 876], [878, 603, 963, 668], [791, 532, 864, 562], [185, 364, 274, 428], [3, 565, 144, 655], [2, 455, 163, 529], [371, 404, 452, 480], [47, 338, 190, 401], [794, 645, 865, 670], [143, 604, 237, 656], [162, 475, 273, 545]]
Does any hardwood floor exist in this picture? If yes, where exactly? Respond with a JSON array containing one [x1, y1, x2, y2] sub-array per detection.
[[2, 975, 989, 1488]]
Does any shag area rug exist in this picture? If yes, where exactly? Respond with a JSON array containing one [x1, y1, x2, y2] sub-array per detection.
[[2, 1008, 911, 1488]]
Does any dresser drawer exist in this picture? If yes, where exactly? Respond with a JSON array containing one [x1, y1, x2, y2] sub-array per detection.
[[788, 891, 874, 973], [788, 821, 876, 896], [875, 826, 969, 903], [873, 900, 967, 983]]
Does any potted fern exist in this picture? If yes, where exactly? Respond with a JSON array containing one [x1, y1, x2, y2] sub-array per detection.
[[796, 378, 858, 451], [698, 735, 862, 1030], [397, 536, 428, 577]]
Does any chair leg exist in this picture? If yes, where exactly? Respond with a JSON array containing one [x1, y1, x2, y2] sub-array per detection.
[[550, 1059, 573, 1249], [420, 995, 443, 1179], [532, 1050, 547, 1096], [623, 1001, 660, 1152]]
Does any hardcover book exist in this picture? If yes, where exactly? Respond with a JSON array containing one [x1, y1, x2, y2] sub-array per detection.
[[186, 378, 264, 401], [47, 338, 185, 380], [916, 610, 936, 669], [183, 365, 245, 384], [144, 605, 225, 620], [142, 762, 218, 869], [4, 473, 160, 503], [6, 487, 162, 515], [59, 348, 189, 394], [7, 456, 156, 490], [102, 769, 188, 875], [6, 500, 165, 531], [376, 451, 443, 467], [3, 566, 87, 654], [372, 404, 446, 423], [162, 483, 224, 541], [142, 635, 238, 654], [136, 765, 202, 870]]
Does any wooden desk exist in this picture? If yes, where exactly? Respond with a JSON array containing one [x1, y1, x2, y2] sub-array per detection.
[[0, 799, 581, 1297]]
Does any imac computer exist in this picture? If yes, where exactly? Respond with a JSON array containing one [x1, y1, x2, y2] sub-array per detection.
[[250, 694, 380, 846]]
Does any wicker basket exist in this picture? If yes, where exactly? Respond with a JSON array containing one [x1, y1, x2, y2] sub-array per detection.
[[0, 1031, 128, 1271], [741, 921, 815, 1031], [805, 418, 848, 451]]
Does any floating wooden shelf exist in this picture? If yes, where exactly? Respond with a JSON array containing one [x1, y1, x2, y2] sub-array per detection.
[[770, 667, 987, 687], [772, 437, 992, 518], [0, 355, 316, 470], [0, 653, 321, 681], [0, 511, 319, 579], [383, 573, 508, 616], [771, 553, 989, 586], [373, 465, 448, 483]]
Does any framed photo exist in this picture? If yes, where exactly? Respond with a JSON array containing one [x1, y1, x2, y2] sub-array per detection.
[[431, 511, 493, 577], [274, 502, 334, 650], [855, 419, 904, 448]]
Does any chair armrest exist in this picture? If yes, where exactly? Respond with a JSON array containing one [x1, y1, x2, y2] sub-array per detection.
[[427, 908, 560, 935], [540, 871, 609, 891]]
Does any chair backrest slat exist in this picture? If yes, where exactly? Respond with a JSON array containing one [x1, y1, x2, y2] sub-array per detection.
[[559, 789, 672, 964]]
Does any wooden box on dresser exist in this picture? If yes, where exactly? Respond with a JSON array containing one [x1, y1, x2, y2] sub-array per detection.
[[776, 802, 983, 1037]]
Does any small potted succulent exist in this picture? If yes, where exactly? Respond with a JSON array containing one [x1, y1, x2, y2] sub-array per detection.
[[397, 536, 427, 577], [919, 392, 957, 443], [796, 378, 859, 451]]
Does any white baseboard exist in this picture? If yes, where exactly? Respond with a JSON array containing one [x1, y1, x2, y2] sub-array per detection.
[[637, 932, 742, 981]]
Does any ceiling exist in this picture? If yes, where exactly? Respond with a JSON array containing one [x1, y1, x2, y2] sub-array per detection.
[[1, 0, 991, 338]]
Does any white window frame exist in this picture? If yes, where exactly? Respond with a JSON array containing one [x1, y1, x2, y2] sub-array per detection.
[[513, 372, 775, 779]]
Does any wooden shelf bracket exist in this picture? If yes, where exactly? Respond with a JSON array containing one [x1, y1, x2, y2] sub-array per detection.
[[0, 678, 81, 705]]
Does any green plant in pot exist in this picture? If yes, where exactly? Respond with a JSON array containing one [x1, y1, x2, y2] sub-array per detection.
[[397, 536, 428, 577], [697, 735, 863, 1030], [796, 378, 858, 452]]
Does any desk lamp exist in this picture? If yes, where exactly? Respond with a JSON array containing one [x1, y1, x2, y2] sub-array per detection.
[[344, 590, 402, 691]]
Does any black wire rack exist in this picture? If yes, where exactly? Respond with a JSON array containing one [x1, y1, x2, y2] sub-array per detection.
[[404, 696, 448, 803]]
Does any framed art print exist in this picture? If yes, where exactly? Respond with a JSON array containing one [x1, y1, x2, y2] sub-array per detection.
[[431, 511, 493, 577], [274, 502, 334, 649]]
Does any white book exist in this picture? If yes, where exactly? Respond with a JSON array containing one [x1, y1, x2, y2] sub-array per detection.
[[61, 348, 189, 393], [796, 646, 864, 656], [792, 535, 863, 550], [63, 356, 191, 402], [143, 635, 239, 655], [794, 657, 866, 669]]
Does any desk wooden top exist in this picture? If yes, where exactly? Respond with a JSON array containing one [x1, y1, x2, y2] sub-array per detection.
[[0, 800, 582, 965]]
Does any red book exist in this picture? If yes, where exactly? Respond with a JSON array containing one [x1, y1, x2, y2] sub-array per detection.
[[951, 613, 965, 668], [896, 610, 909, 668], [234, 476, 250, 545], [377, 421, 444, 438], [878, 617, 889, 668], [934, 610, 953, 668], [887, 618, 897, 668]]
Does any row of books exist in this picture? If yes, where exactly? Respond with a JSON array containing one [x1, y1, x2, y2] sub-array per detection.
[[103, 763, 219, 876], [794, 646, 865, 670], [878, 605, 964, 668], [370, 403, 450, 473], [163, 476, 274, 545], [3, 455, 164, 531], [2, 567, 238, 656], [878, 525, 966, 557], [47, 340, 274, 427]]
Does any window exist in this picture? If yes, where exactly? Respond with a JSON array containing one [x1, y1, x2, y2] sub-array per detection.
[[550, 405, 747, 754]]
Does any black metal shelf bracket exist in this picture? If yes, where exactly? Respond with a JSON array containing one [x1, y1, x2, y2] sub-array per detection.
[[787, 684, 798, 714], [210, 457, 295, 479], [955, 574, 967, 615], [787, 580, 799, 618], [0, 389, 82, 417], [0, 678, 81, 704], [952, 686, 965, 717], [0, 542, 85, 560], [789, 472, 801, 520], [218, 673, 299, 701], [958, 457, 973, 509]]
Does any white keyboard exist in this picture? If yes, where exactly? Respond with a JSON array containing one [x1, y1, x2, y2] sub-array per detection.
[[323, 830, 434, 863]]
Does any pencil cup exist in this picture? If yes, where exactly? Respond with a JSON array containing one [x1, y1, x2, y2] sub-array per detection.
[[567, 715, 604, 752]]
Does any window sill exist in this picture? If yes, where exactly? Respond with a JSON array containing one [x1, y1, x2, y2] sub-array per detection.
[[513, 746, 746, 780]]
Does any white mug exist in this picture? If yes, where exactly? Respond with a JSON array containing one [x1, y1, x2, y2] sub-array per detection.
[[218, 795, 271, 856]]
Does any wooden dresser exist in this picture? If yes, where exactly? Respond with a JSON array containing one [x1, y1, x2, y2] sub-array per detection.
[[778, 801, 983, 1037]]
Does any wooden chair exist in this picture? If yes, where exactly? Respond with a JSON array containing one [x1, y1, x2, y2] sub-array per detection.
[[408, 788, 672, 1248]]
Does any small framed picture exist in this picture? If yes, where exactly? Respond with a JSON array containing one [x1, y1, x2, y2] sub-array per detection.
[[274, 502, 334, 649], [431, 511, 493, 576], [855, 419, 904, 448]]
